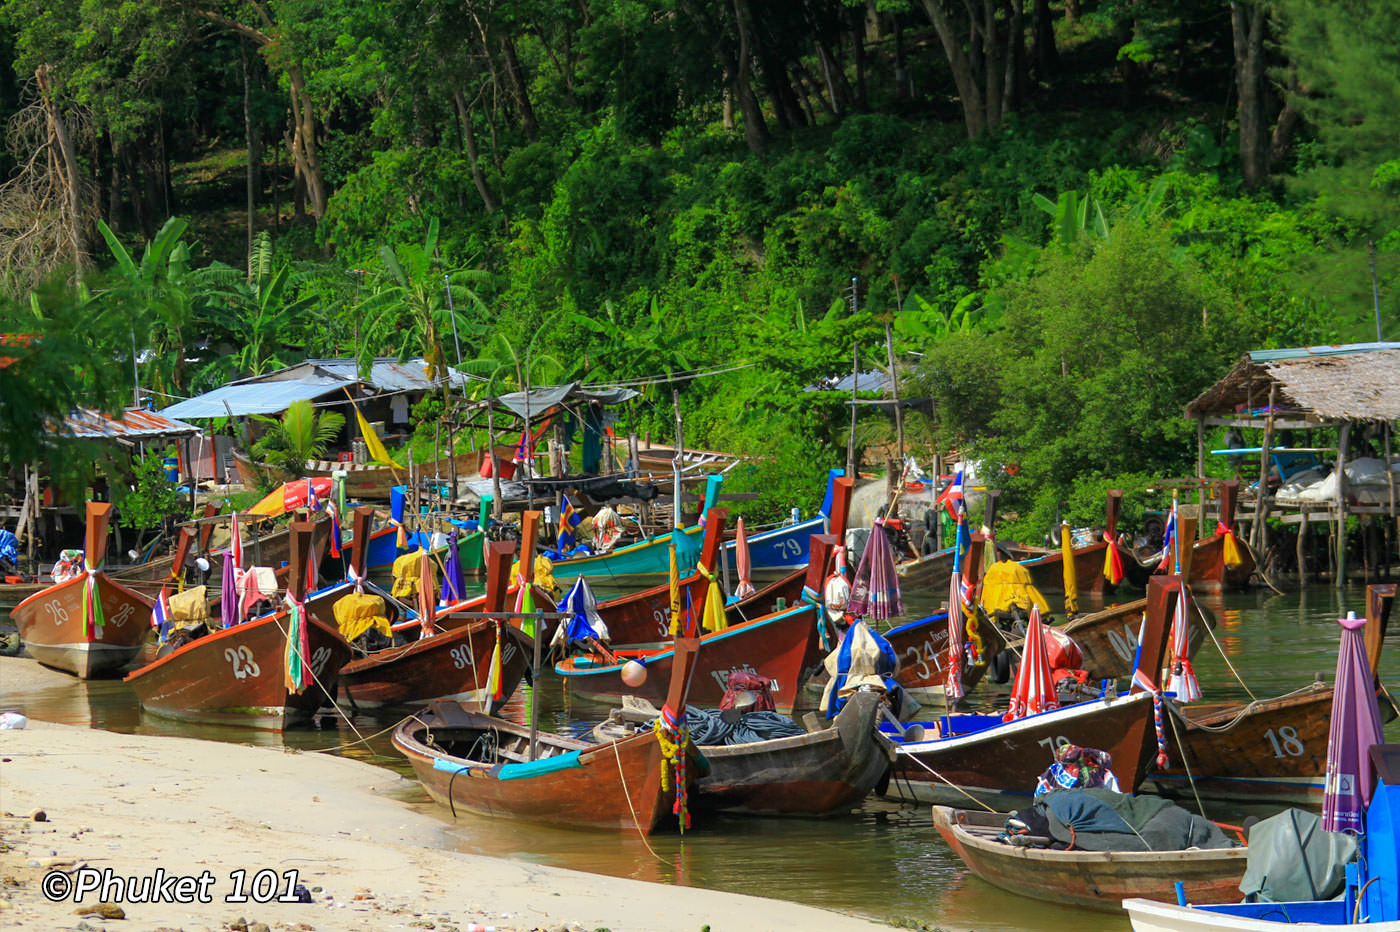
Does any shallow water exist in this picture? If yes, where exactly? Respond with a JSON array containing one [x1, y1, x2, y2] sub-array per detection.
[[5, 580, 1398, 932]]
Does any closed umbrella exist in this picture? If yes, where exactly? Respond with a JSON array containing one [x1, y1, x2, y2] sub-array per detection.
[[417, 553, 437, 639], [219, 550, 238, 628], [1321, 611, 1385, 834], [1005, 604, 1059, 721], [550, 576, 610, 652], [982, 559, 1050, 615], [1166, 588, 1202, 702], [1060, 521, 1078, 616], [733, 517, 757, 599], [438, 530, 465, 604], [848, 519, 903, 620], [945, 516, 969, 702]]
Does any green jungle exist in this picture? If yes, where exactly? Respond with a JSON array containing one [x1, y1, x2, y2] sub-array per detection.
[[1, 0, 1395, 539]]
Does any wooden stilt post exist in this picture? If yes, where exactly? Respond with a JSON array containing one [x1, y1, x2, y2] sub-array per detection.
[[1297, 506, 1309, 586], [1251, 384, 1277, 553], [1386, 421, 1396, 579], [1336, 420, 1351, 588], [846, 342, 858, 481], [487, 405, 503, 523]]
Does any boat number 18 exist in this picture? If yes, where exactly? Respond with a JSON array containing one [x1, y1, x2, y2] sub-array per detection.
[[1264, 726, 1304, 758], [224, 645, 261, 679]]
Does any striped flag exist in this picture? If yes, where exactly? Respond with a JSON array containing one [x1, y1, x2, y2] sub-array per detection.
[[937, 466, 965, 519], [150, 587, 173, 643], [558, 493, 580, 551]]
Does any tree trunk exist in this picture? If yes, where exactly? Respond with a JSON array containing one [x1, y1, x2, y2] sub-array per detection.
[[850, 5, 868, 110], [500, 36, 539, 142], [241, 39, 259, 261], [728, 0, 771, 152], [981, 0, 1005, 131], [1232, 1, 1268, 189], [286, 63, 327, 220], [34, 64, 88, 270], [919, 0, 988, 138], [1031, 0, 1058, 79], [453, 88, 499, 213], [1002, 0, 1026, 116]]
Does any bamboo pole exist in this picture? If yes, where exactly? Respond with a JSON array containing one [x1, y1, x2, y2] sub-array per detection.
[[885, 321, 904, 471], [846, 343, 858, 480], [1336, 420, 1351, 588], [672, 388, 684, 528], [1250, 384, 1277, 553], [487, 404, 503, 522]]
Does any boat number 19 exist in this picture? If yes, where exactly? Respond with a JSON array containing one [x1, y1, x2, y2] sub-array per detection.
[[1264, 726, 1304, 758], [224, 645, 261, 679]]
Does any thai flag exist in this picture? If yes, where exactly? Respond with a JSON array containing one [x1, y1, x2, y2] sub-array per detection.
[[150, 587, 173, 642], [937, 466, 965, 519], [958, 570, 974, 608], [1158, 499, 1178, 572], [1128, 615, 1157, 694], [558, 493, 581, 551], [306, 477, 320, 513]]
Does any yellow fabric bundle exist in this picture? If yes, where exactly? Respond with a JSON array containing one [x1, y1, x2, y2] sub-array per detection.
[[981, 559, 1050, 614], [392, 548, 426, 598], [333, 592, 392, 642], [1222, 529, 1245, 569], [511, 554, 561, 599], [169, 585, 210, 624]]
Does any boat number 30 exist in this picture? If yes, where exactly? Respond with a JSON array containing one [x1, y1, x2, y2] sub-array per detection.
[[1264, 726, 1304, 758], [224, 645, 261, 679]]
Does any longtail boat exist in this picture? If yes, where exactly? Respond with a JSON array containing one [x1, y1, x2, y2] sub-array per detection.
[[593, 477, 853, 648], [884, 576, 1176, 808], [124, 521, 352, 730], [1142, 583, 1394, 805], [233, 447, 500, 502], [555, 529, 836, 715], [1003, 596, 1215, 682], [12, 503, 153, 678], [716, 469, 847, 574], [1177, 481, 1254, 592], [932, 806, 1247, 911], [596, 687, 893, 816], [334, 507, 533, 710], [393, 638, 704, 833]]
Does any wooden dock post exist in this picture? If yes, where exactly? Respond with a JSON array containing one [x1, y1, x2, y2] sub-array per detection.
[[1251, 384, 1277, 555], [1336, 420, 1350, 587], [1297, 506, 1309, 586]]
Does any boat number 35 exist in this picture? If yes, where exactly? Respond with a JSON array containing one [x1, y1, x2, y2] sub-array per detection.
[[224, 645, 261, 679], [1264, 726, 1304, 758]]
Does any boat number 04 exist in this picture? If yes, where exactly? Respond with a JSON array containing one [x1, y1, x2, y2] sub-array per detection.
[[1264, 726, 1305, 758], [224, 645, 261, 679]]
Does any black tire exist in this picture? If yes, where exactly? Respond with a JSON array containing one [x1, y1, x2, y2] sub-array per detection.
[[988, 649, 1012, 684]]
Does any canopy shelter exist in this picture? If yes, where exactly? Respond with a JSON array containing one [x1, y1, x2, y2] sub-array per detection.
[[462, 382, 641, 421], [1186, 343, 1400, 586], [160, 376, 348, 419]]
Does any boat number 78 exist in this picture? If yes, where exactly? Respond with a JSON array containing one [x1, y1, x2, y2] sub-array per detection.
[[1037, 735, 1072, 755]]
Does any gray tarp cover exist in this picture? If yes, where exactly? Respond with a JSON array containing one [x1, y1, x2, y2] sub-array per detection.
[[1238, 808, 1357, 902], [1039, 788, 1235, 852], [490, 382, 639, 420]]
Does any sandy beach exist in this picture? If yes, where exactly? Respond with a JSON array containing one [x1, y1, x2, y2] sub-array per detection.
[[0, 667, 895, 932]]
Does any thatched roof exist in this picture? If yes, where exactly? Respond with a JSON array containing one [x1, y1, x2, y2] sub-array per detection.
[[1187, 344, 1400, 423]]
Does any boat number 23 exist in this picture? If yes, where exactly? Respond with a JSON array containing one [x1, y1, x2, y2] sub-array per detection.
[[1264, 726, 1304, 758], [224, 645, 261, 679]]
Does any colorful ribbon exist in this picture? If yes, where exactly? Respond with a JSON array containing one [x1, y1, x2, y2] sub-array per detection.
[[654, 703, 690, 832], [1153, 692, 1170, 769], [283, 591, 313, 695], [81, 565, 105, 643], [800, 583, 829, 651]]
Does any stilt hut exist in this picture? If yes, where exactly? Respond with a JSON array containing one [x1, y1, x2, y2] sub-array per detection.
[[1185, 343, 1400, 586]]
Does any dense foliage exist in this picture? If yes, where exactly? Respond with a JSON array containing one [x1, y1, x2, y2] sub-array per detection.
[[0, 0, 1393, 537]]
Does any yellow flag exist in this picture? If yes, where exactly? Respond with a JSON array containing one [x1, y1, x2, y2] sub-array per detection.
[[1060, 521, 1078, 616], [353, 404, 400, 468], [668, 544, 681, 636]]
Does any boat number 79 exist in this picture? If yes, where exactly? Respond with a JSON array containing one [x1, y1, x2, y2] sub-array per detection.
[[224, 645, 261, 679], [1264, 726, 1304, 758]]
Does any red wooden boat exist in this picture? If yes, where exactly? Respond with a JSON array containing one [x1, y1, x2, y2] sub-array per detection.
[[886, 576, 1176, 808], [335, 514, 533, 710], [592, 477, 854, 648], [12, 503, 153, 678], [1007, 492, 1155, 598], [1142, 583, 1394, 805], [124, 522, 353, 730], [393, 638, 704, 833], [555, 529, 836, 715]]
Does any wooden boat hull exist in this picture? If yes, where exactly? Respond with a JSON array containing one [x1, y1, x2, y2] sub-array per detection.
[[124, 612, 351, 730], [722, 515, 823, 573], [12, 573, 153, 678], [932, 807, 1247, 912], [896, 546, 956, 589], [1181, 533, 1254, 593], [393, 703, 681, 832], [345, 525, 488, 576], [338, 622, 531, 709], [1001, 597, 1213, 682], [888, 691, 1157, 808], [880, 609, 1008, 700], [547, 523, 706, 585], [693, 689, 893, 815], [1143, 683, 1334, 805], [597, 565, 807, 648], [556, 603, 826, 715]]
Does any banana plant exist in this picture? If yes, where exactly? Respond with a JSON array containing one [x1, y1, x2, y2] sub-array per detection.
[[1032, 189, 1110, 246]]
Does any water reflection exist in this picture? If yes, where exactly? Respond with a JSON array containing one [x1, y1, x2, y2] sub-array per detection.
[[5, 583, 1399, 932]]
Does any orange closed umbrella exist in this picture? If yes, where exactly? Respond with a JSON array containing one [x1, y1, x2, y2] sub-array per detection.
[[733, 517, 757, 599]]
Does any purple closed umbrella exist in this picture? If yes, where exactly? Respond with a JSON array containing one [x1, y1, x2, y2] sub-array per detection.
[[1321, 610, 1384, 834], [220, 550, 238, 628], [847, 519, 903, 620], [439, 531, 465, 605]]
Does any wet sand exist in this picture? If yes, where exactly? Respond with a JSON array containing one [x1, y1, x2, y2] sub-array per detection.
[[0, 716, 893, 932]]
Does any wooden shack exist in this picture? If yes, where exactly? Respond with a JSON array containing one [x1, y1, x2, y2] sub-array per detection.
[[1185, 343, 1400, 586]]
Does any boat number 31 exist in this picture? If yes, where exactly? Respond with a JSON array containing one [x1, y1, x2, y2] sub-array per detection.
[[225, 645, 262, 679], [1264, 726, 1304, 758]]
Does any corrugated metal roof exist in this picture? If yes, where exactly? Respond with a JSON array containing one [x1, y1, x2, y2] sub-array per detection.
[[58, 407, 200, 441], [160, 377, 345, 419], [803, 370, 892, 393], [303, 357, 474, 392], [1248, 342, 1400, 362]]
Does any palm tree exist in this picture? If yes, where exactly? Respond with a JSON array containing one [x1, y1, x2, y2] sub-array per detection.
[[251, 399, 345, 479]]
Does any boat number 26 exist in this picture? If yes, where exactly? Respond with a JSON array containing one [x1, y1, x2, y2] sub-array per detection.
[[224, 645, 261, 679], [1264, 726, 1304, 758]]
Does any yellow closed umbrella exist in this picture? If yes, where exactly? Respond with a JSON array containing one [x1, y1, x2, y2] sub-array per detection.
[[981, 559, 1050, 615], [1060, 521, 1078, 616]]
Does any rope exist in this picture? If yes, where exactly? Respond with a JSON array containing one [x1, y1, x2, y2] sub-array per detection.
[[265, 610, 372, 747], [612, 738, 670, 865], [898, 750, 998, 812], [1186, 587, 1258, 701], [1163, 699, 1210, 820], [1163, 683, 1320, 734]]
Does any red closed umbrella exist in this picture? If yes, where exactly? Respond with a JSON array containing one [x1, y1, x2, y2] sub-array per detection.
[[1005, 604, 1059, 721], [733, 517, 757, 599]]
